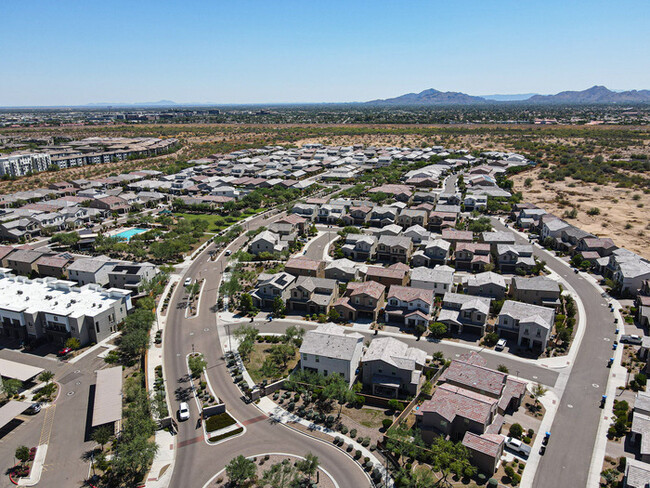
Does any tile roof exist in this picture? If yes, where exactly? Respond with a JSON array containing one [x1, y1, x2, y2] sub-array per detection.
[[299, 324, 363, 361], [440, 357, 507, 397], [286, 257, 323, 271], [347, 280, 386, 300], [419, 383, 496, 424], [462, 432, 504, 458], [387, 285, 434, 304]]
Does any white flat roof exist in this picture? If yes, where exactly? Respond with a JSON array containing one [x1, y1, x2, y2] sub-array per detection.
[[0, 401, 32, 429], [0, 358, 43, 382], [0, 270, 130, 319], [92, 366, 123, 427]]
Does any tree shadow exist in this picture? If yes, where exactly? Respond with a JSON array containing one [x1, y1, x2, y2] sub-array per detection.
[[174, 386, 192, 402]]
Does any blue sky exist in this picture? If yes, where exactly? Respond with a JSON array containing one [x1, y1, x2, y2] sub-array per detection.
[[1, 0, 649, 106]]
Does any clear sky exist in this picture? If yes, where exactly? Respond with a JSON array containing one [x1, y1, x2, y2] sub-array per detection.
[[1, 0, 649, 106]]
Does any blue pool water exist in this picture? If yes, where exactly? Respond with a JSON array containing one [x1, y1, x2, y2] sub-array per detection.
[[114, 228, 148, 241]]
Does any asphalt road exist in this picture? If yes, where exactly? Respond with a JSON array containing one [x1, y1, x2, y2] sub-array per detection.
[[163, 210, 371, 488], [490, 219, 617, 488]]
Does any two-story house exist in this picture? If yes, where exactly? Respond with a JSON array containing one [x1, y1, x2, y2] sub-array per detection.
[[325, 258, 362, 282], [384, 285, 435, 327], [442, 229, 474, 249], [299, 324, 363, 386], [402, 225, 431, 245], [369, 206, 398, 227], [360, 337, 427, 398], [285, 257, 325, 278], [428, 211, 457, 233], [464, 271, 507, 299], [341, 234, 377, 261], [396, 209, 428, 229], [376, 235, 413, 263], [287, 276, 338, 315], [365, 263, 409, 287], [411, 238, 451, 268], [341, 205, 372, 226], [455, 242, 491, 272], [251, 272, 295, 309], [410, 265, 455, 295], [480, 231, 516, 253], [437, 292, 490, 335], [510, 276, 561, 310], [334, 280, 386, 322], [496, 244, 536, 273], [248, 230, 289, 255], [497, 300, 555, 351]]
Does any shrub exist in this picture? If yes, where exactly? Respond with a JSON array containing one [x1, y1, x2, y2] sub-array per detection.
[[523, 436, 531, 444], [587, 207, 601, 216], [509, 423, 523, 439], [354, 450, 362, 459], [340, 425, 348, 434], [350, 429, 357, 438], [488, 479, 498, 488], [382, 419, 393, 430]]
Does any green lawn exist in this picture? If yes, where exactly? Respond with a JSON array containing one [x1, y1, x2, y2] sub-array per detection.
[[205, 412, 237, 433], [173, 209, 264, 232]]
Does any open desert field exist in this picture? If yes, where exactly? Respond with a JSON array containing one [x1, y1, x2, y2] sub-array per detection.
[[512, 168, 650, 259]]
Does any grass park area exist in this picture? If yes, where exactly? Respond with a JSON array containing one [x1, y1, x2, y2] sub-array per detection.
[[245, 342, 300, 385], [173, 208, 263, 233]]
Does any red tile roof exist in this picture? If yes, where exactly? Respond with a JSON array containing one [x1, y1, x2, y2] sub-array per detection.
[[440, 358, 507, 397], [386, 285, 434, 304], [419, 384, 496, 424], [347, 281, 386, 300], [285, 257, 323, 271], [462, 432, 504, 458]]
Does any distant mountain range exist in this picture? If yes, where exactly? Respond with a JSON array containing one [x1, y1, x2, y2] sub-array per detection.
[[367, 86, 650, 105]]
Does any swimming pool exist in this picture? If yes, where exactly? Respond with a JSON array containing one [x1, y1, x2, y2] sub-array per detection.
[[114, 228, 148, 241]]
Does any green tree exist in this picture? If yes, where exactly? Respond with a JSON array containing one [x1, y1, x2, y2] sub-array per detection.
[[430, 437, 475, 486], [323, 374, 357, 419], [412, 466, 437, 488], [532, 382, 547, 408], [188, 354, 207, 379], [239, 293, 253, 314], [388, 399, 403, 414], [261, 460, 297, 488], [428, 321, 448, 338], [65, 337, 81, 350], [296, 453, 319, 482], [38, 370, 54, 384], [234, 324, 259, 343], [269, 343, 295, 369], [283, 325, 304, 347], [2, 378, 22, 397], [497, 364, 509, 373], [91, 425, 113, 451], [327, 308, 341, 323], [120, 328, 150, 359], [414, 321, 427, 339], [225, 455, 256, 486], [15, 445, 30, 465], [509, 423, 524, 439], [272, 297, 286, 318]]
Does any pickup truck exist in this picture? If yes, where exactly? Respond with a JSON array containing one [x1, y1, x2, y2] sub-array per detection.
[[620, 334, 643, 345], [505, 437, 531, 457]]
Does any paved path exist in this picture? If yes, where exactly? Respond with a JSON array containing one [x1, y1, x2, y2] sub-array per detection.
[[163, 210, 371, 488]]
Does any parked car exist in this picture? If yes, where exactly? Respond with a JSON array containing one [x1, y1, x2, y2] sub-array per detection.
[[495, 339, 507, 351], [620, 334, 643, 345], [184, 278, 193, 287], [178, 402, 190, 421], [505, 437, 531, 457], [25, 403, 41, 415], [57, 346, 72, 356], [225, 250, 232, 256]]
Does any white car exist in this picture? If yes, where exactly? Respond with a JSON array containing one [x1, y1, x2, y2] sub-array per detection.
[[178, 402, 190, 421], [225, 250, 232, 256], [495, 338, 507, 351], [505, 437, 531, 457], [184, 278, 193, 287]]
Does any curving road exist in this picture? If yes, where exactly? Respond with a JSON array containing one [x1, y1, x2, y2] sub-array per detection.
[[163, 209, 371, 488], [490, 219, 617, 488]]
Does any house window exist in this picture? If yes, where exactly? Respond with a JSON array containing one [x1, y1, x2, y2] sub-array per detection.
[[315, 356, 319, 363], [96, 321, 100, 333]]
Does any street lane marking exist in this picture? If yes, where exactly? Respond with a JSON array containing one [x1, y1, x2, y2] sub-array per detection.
[[567, 404, 574, 408], [593, 384, 599, 388], [38, 405, 56, 446], [242, 414, 268, 426], [177, 435, 203, 448]]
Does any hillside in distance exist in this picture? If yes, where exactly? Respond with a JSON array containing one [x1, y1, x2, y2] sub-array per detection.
[[368, 86, 650, 105], [366, 88, 486, 105]]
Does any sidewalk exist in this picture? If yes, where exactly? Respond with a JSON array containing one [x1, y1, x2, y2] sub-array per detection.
[[257, 397, 393, 488], [16, 444, 48, 486]]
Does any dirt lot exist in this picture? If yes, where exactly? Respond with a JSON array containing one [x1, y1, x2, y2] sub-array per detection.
[[512, 168, 650, 259]]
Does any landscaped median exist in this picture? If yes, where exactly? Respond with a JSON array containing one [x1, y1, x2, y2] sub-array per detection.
[[205, 412, 244, 444]]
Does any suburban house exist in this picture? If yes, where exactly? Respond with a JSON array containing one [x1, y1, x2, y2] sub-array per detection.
[[411, 238, 451, 268], [576, 237, 617, 257], [299, 323, 363, 386], [396, 208, 428, 229], [291, 203, 318, 221], [0, 217, 41, 241], [317, 204, 346, 224], [437, 292, 490, 335], [248, 230, 289, 255], [442, 229, 474, 248], [334, 280, 386, 322], [462, 432, 505, 474], [510, 276, 561, 310], [623, 458, 650, 488], [496, 244, 536, 273], [376, 235, 413, 263], [364, 263, 409, 288], [481, 231, 516, 252], [342, 205, 372, 226], [369, 206, 398, 227], [90, 196, 130, 214], [5, 249, 46, 276], [428, 211, 457, 233], [35, 254, 72, 279], [464, 271, 507, 299], [341, 234, 377, 261], [285, 257, 325, 278], [287, 276, 338, 315], [107, 263, 159, 291], [251, 272, 295, 310], [606, 249, 650, 295], [67, 256, 117, 286], [360, 337, 427, 398], [497, 300, 555, 351], [384, 285, 435, 327], [630, 391, 650, 463], [272, 213, 308, 235], [410, 265, 455, 295], [325, 259, 362, 282], [402, 225, 431, 244], [455, 242, 491, 272]]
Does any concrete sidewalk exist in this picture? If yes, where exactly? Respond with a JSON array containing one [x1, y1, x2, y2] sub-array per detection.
[[257, 397, 393, 488]]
